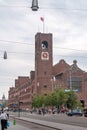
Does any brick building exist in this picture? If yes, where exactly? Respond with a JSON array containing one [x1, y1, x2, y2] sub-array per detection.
[[8, 32, 87, 110]]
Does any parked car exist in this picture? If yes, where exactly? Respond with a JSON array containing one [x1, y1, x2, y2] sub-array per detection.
[[83, 108, 87, 117], [66, 109, 83, 116]]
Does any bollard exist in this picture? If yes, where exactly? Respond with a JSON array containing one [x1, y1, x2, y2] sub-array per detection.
[[13, 119, 16, 125]]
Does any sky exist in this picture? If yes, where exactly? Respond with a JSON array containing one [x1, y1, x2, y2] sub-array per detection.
[[0, 0, 87, 99]]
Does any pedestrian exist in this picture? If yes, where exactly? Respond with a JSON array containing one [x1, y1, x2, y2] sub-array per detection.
[[42, 108, 45, 115], [0, 110, 8, 130]]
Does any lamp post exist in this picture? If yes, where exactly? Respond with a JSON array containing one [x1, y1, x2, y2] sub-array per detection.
[[69, 68, 72, 90], [17, 91, 23, 117], [51, 78, 53, 91], [3, 51, 7, 59], [51, 76, 55, 92], [31, 0, 39, 11], [18, 101, 23, 117]]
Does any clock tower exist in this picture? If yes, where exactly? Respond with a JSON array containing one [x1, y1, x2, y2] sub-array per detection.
[[35, 32, 53, 95]]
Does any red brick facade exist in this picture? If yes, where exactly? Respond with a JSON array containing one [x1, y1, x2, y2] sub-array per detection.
[[53, 59, 87, 107], [8, 32, 87, 110], [34, 33, 53, 95]]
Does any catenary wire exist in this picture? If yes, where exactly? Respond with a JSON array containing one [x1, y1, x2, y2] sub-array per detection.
[[1, 5, 87, 11], [0, 39, 87, 53], [0, 5, 87, 10]]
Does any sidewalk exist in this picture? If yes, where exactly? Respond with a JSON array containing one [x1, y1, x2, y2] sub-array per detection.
[[8, 121, 29, 130], [16, 116, 87, 130]]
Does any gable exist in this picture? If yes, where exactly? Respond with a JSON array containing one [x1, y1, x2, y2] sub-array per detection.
[[53, 59, 70, 76]]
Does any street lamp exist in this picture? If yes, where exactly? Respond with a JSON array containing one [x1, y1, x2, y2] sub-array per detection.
[[51, 78, 53, 91], [3, 51, 7, 59], [51, 76, 55, 91], [69, 68, 72, 90], [17, 91, 23, 117], [18, 101, 23, 117], [31, 0, 39, 11]]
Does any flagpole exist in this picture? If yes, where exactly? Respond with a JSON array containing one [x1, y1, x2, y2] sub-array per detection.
[[40, 17, 45, 33], [43, 19, 44, 33]]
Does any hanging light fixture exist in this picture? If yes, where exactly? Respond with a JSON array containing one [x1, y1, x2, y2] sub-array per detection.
[[3, 51, 7, 59], [31, 0, 39, 11]]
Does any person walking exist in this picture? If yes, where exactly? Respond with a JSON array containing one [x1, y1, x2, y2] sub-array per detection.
[[0, 110, 8, 130]]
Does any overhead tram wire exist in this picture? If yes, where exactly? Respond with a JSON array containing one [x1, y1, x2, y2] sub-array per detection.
[[0, 51, 87, 60], [0, 39, 34, 46], [0, 5, 29, 8], [40, 7, 87, 12], [0, 5, 87, 12], [54, 46, 87, 52], [0, 39, 87, 53], [54, 54, 87, 59], [0, 50, 87, 59]]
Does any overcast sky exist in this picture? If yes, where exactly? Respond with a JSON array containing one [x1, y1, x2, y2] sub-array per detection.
[[0, 0, 87, 99]]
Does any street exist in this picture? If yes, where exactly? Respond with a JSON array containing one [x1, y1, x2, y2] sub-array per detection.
[[17, 112, 87, 127], [9, 111, 87, 129], [9, 117, 59, 130]]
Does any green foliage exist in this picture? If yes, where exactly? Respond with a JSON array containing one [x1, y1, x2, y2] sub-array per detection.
[[32, 94, 42, 108], [56, 88, 68, 106], [32, 94, 49, 108], [66, 90, 78, 109], [32, 89, 81, 110], [51, 88, 68, 107], [76, 101, 83, 110]]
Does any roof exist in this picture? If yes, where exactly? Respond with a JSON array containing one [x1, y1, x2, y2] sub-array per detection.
[[53, 59, 86, 78], [53, 59, 70, 76]]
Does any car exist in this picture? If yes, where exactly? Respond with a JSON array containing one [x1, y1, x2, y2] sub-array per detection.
[[66, 109, 83, 116], [83, 108, 87, 117]]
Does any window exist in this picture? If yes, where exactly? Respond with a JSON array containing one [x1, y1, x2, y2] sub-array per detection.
[[42, 41, 48, 49], [44, 71, 47, 75], [67, 77, 82, 92], [43, 85, 47, 88]]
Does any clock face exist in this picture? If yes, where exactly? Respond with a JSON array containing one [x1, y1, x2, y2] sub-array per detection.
[[41, 41, 48, 49], [41, 52, 49, 60]]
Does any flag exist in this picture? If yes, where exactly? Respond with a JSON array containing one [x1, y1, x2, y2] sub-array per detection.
[[40, 17, 44, 22], [40, 17, 44, 33]]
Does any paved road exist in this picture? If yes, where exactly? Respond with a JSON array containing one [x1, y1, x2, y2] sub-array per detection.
[[9, 112, 87, 130], [19, 112, 87, 127], [13, 116, 87, 130]]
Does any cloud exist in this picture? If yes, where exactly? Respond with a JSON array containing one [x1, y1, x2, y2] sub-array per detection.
[[0, 0, 87, 99]]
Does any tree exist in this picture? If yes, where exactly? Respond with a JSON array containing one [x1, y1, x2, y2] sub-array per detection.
[[66, 90, 78, 110], [32, 94, 42, 108], [45, 94, 52, 106], [57, 89, 68, 106], [51, 88, 68, 107], [32, 89, 81, 110], [32, 94, 48, 108]]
